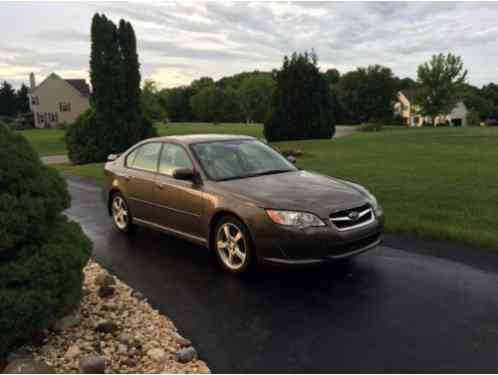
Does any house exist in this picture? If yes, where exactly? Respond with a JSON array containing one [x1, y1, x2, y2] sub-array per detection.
[[394, 90, 469, 127], [28, 72, 91, 128]]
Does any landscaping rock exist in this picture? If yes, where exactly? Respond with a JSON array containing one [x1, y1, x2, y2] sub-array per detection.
[[176, 347, 197, 364], [174, 333, 192, 347], [28, 260, 210, 373], [95, 321, 118, 334], [64, 345, 81, 360], [131, 290, 145, 301], [52, 312, 80, 333], [97, 285, 115, 299], [3, 359, 54, 374], [147, 348, 167, 363], [79, 356, 106, 374], [118, 333, 134, 346], [94, 273, 115, 287], [30, 331, 48, 347], [122, 358, 136, 368]]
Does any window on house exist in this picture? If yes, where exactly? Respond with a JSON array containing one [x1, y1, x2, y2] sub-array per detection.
[[31, 96, 39, 105], [59, 102, 71, 112]]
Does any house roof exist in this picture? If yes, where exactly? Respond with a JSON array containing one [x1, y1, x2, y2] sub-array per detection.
[[30, 73, 90, 97], [64, 79, 90, 97]]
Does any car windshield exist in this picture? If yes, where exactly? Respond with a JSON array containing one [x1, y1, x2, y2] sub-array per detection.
[[191, 140, 297, 181]]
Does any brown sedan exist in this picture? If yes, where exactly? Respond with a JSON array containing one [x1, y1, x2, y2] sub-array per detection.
[[103, 134, 384, 274]]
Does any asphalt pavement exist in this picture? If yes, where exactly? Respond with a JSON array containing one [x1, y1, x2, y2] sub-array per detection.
[[65, 178, 498, 373]]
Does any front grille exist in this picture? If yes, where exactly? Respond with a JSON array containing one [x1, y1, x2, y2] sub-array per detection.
[[329, 204, 373, 231]]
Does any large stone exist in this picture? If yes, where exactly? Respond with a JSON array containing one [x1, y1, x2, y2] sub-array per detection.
[[95, 321, 118, 334], [176, 347, 197, 364], [173, 333, 192, 347], [52, 312, 80, 333], [98, 285, 115, 299], [64, 345, 81, 360], [79, 356, 106, 374], [147, 348, 167, 363], [118, 333, 134, 346], [94, 273, 116, 287], [3, 359, 54, 374], [131, 290, 145, 301]]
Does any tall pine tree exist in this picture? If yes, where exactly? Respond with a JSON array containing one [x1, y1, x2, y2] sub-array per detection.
[[66, 13, 156, 164]]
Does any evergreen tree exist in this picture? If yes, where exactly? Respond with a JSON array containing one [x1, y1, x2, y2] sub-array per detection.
[[264, 51, 334, 141], [67, 13, 156, 164], [15, 84, 30, 114], [0, 81, 16, 117]]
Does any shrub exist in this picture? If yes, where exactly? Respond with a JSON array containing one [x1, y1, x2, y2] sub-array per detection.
[[65, 109, 103, 164], [264, 51, 335, 141], [360, 123, 383, 132], [0, 124, 92, 356]]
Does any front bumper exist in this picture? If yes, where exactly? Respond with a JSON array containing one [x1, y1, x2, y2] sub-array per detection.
[[251, 212, 384, 266]]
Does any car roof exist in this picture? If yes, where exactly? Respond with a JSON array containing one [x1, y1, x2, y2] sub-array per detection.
[[154, 134, 256, 144]]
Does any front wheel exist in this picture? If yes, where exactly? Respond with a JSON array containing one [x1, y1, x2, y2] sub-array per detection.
[[214, 216, 254, 274], [111, 193, 134, 233]]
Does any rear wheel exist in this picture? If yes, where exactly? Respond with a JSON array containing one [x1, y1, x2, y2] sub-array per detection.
[[111, 193, 134, 233], [214, 216, 254, 274]]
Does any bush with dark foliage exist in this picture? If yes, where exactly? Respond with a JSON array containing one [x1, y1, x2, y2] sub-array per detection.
[[0, 125, 92, 357], [264, 51, 335, 141]]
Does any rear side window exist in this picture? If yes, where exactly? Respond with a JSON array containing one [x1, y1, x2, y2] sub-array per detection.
[[126, 143, 162, 172]]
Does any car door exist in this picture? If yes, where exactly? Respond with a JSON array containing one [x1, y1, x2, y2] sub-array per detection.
[[153, 142, 205, 239], [121, 142, 162, 222]]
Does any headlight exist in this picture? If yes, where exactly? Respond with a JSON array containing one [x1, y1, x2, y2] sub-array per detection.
[[266, 209, 326, 228]]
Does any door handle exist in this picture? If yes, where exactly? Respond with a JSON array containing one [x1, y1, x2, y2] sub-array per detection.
[[156, 182, 165, 189], [122, 174, 131, 181]]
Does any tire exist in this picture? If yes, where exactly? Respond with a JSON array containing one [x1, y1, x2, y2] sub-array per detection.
[[110, 192, 134, 233], [213, 216, 254, 274]]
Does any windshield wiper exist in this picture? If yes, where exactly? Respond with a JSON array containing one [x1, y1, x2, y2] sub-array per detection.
[[246, 169, 294, 178]]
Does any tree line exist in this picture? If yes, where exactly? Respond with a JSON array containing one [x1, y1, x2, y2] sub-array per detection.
[[141, 56, 498, 126], [0, 81, 30, 117]]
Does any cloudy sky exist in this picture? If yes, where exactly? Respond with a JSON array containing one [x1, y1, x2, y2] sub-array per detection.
[[1, 1, 497, 89]]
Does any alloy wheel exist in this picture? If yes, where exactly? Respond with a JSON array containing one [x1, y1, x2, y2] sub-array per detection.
[[216, 223, 247, 270], [112, 195, 129, 230]]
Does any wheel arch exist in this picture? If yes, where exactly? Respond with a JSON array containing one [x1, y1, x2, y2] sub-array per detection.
[[208, 209, 255, 255]]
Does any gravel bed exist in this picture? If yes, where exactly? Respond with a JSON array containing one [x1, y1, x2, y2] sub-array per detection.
[[24, 260, 210, 373]]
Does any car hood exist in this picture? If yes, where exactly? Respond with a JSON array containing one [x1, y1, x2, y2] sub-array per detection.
[[217, 170, 369, 218]]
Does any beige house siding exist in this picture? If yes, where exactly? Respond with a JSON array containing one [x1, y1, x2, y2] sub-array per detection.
[[29, 73, 90, 128], [395, 91, 468, 128]]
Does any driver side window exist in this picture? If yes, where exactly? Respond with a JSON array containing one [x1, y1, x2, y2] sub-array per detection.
[[159, 143, 193, 176]]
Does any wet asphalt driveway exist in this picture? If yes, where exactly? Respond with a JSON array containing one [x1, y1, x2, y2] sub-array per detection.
[[66, 178, 498, 373]]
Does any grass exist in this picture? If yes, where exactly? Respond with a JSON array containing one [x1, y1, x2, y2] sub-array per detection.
[[50, 124, 498, 249], [18, 123, 263, 156], [53, 163, 106, 184], [18, 128, 67, 156]]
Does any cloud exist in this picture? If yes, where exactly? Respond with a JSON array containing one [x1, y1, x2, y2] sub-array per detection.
[[0, 1, 497, 88]]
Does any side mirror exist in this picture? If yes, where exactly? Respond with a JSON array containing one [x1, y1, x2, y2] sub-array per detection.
[[287, 155, 296, 165], [107, 153, 120, 162], [173, 168, 197, 181]]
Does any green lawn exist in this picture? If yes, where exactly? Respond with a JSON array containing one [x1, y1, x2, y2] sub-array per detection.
[[18, 128, 67, 156], [18, 123, 263, 156], [52, 126, 498, 249]]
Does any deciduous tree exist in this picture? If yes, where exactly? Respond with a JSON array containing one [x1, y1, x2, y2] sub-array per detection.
[[416, 53, 467, 126]]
